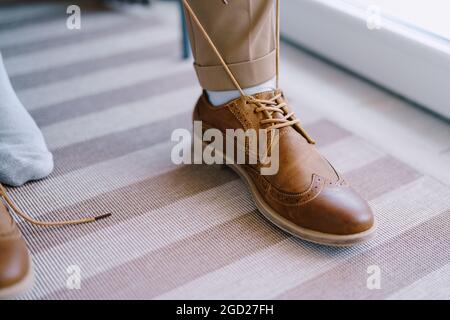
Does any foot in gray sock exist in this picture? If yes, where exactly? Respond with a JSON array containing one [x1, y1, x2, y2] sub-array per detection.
[[0, 53, 53, 187]]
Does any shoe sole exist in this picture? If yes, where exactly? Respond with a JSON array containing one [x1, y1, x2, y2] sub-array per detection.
[[0, 257, 34, 300], [227, 162, 377, 247]]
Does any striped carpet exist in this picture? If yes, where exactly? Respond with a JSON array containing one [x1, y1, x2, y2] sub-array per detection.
[[1, 2, 449, 300]]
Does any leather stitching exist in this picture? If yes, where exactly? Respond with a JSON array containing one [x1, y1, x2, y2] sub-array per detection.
[[244, 165, 346, 206], [228, 102, 251, 131]]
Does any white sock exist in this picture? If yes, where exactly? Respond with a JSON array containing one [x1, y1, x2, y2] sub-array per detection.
[[0, 53, 53, 186], [207, 77, 276, 106]]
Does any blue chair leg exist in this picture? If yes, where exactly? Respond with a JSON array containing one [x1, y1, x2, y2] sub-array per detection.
[[179, 0, 191, 59]]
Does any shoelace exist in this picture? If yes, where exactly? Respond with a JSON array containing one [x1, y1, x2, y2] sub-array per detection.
[[182, 0, 315, 144], [0, 183, 110, 227], [250, 93, 315, 143], [250, 93, 296, 130]]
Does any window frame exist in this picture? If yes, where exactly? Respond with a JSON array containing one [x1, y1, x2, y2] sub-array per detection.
[[281, 0, 450, 119]]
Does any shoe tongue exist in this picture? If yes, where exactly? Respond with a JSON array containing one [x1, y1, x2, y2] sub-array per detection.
[[252, 90, 278, 100]]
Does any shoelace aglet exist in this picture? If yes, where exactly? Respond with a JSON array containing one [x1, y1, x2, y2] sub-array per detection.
[[94, 213, 112, 221], [301, 128, 316, 145]]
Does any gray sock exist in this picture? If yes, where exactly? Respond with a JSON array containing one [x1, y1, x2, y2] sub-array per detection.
[[0, 53, 53, 186]]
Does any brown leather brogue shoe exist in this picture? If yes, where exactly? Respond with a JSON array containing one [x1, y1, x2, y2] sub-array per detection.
[[0, 198, 33, 299], [193, 90, 376, 246]]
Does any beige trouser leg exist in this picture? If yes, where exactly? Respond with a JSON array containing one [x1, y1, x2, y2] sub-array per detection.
[[183, 0, 276, 91]]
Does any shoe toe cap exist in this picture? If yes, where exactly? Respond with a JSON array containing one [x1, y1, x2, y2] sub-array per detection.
[[292, 185, 375, 236], [0, 238, 31, 289]]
